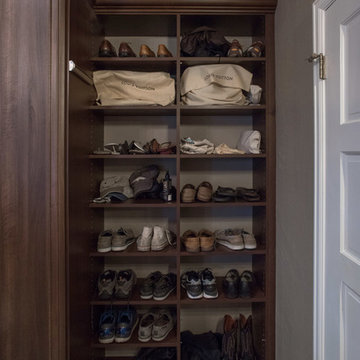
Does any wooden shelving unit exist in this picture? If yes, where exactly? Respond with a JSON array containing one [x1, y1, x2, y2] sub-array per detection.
[[67, 2, 276, 360]]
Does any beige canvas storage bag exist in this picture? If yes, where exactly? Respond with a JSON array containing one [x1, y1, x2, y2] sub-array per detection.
[[181, 64, 253, 105], [93, 70, 175, 106]]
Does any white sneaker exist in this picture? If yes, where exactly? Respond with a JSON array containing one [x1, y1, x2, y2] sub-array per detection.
[[137, 226, 153, 251], [242, 230, 257, 249], [214, 228, 244, 250], [151, 226, 176, 251]]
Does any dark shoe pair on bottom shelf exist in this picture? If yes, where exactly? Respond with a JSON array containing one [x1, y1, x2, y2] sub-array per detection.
[[222, 314, 256, 360]]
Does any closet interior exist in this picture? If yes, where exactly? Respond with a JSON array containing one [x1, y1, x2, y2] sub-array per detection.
[[67, 1, 276, 359]]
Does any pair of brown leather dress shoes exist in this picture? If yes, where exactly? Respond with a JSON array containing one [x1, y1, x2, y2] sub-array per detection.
[[227, 39, 265, 57], [99, 40, 173, 58]]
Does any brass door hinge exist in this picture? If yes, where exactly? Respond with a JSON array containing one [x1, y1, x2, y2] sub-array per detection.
[[308, 53, 326, 80]]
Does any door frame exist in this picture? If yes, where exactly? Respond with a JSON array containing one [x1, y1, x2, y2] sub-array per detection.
[[313, 1, 336, 360]]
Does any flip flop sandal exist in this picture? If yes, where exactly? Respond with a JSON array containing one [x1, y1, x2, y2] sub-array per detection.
[[93, 143, 120, 155], [236, 187, 261, 201], [129, 141, 146, 154], [215, 186, 237, 197]]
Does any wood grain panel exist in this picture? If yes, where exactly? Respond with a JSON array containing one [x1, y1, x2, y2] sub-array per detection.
[[0, 0, 66, 359]]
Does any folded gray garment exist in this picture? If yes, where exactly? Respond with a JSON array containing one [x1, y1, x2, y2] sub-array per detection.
[[180, 137, 215, 154]]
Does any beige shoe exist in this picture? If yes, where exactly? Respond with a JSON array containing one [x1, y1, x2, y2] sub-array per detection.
[[139, 44, 155, 57], [198, 229, 215, 252], [157, 44, 173, 57], [181, 184, 196, 203], [196, 181, 213, 202], [182, 230, 200, 252]]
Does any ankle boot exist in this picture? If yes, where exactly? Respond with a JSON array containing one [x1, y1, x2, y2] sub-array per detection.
[[221, 315, 238, 360], [139, 44, 155, 57], [157, 44, 173, 57], [239, 314, 256, 360]]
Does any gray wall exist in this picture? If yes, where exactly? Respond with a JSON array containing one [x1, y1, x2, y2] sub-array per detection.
[[275, 1, 314, 359]]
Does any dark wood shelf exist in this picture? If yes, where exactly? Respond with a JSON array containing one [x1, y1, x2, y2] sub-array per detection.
[[90, 199, 177, 208], [181, 284, 265, 306], [180, 104, 266, 116], [180, 200, 266, 208], [180, 244, 266, 257], [90, 57, 176, 71], [91, 329, 177, 348], [90, 243, 177, 257], [90, 280, 177, 306], [180, 153, 266, 159], [89, 154, 177, 159], [88, 105, 177, 116]]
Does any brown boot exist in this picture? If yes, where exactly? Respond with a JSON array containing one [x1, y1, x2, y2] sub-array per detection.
[[227, 39, 243, 57], [221, 315, 238, 360], [139, 44, 155, 57], [239, 314, 256, 360], [157, 44, 173, 57], [98, 40, 117, 57], [118, 42, 136, 57]]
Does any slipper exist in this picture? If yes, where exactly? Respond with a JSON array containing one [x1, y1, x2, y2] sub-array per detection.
[[212, 192, 233, 202], [93, 143, 120, 155], [236, 187, 261, 202], [129, 141, 146, 154], [215, 186, 236, 197]]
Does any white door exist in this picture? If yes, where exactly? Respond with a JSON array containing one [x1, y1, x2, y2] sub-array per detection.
[[314, 0, 360, 359]]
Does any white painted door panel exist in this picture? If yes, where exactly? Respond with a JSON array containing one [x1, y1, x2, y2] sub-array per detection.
[[324, 1, 360, 359]]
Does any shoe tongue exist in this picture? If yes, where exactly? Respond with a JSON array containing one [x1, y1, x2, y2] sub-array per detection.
[[102, 271, 114, 281], [119, 271, 131, 281], [118, 228, 126, 235], [120, 314, 130, 323], [188, 271, 199, 281], [203, 269, 213, 280]]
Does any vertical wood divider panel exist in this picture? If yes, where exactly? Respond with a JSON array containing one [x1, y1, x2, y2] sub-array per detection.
[[176, 13, 182, 360]]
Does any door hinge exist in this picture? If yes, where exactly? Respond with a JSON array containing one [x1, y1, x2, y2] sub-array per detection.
[[308, 53, 326, 80]]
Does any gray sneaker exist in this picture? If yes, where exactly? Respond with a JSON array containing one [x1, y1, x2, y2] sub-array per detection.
[[114, 269, 136, 299], [214, 228, 244, 250], [137, 226, 153, 252], [98, 270, 116, 299], [153, 273, 177, 301], [151, 226, 176, 251], [152, 309, 175, 342], [140, 271, 163, 299], [201, 268, 218, 299], [112, 228, 135, 251], [181, 271, 203, 299], [138, 310, 159, 342], [97, 230, 113, 253]]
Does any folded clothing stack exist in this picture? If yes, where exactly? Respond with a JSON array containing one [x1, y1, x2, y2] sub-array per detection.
[[180, 137, 215, 154]]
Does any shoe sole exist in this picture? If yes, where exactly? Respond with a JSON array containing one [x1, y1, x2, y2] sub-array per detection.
[[217, 240, 244, 250], [137, 245, 151, 251], [97, 247, 111, 253], [244, 244, 257, 250], [152, 326, 173, 342], [138, 335, 152, 342], [151, 243, 168, 251], [112, 239, 135, 251], [203, 292, 219, 299], [187, 291, 203, 300], [98, 336, 115, 344], [140, 294, 153, 300], [153, 288, 175, 301], [115, 317, 139, 343]]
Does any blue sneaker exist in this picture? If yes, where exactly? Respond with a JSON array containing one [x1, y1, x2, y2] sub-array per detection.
[[115, 307, 138, 343], [98, 310, 116, 344]]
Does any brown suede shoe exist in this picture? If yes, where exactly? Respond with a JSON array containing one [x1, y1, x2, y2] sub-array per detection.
[[139, 44, 155, 57], [118, 42, 136, 57], [227, 39, 243, 57], [157, 44, 173, 57], [182, 230, 200, 253], [99, 40, 117, 57]]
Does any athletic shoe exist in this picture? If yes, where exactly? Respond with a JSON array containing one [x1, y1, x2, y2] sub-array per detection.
[[239, 270, 256, 298], [98, 310, 116, 344], [151, 226, 176, 251], [98, 270, 116, 299], [181, 271, 203, 299], [242, 230, 257, 249], [112, 228, 135, 251], [201, 268, 218, 299], [114, 269, 136, 299], [152, 309, 174, 341], [153, 273, 177, 301], [138, 310, 159, 342], [97, 230, 113, 253], [137, 226, 153, 251], [214, 229, 244, 250], [140, 271, 162, 299], [223, 269, 240, 299], [115, 306, 138, 343]]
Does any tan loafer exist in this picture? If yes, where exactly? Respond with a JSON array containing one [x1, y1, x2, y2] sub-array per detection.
[[182, 230, 200, 253], [139, 44, 155, 57], [198, 229, 215, 252], [157, 44, 173, 57]]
